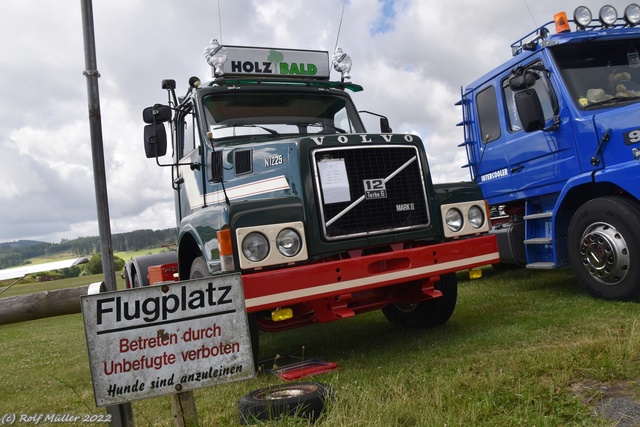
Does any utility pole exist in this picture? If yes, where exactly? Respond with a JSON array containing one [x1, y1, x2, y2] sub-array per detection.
[[80, 0, 134, 425]]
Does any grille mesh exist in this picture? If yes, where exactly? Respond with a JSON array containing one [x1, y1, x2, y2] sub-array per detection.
[[314, 146, 429, 240]]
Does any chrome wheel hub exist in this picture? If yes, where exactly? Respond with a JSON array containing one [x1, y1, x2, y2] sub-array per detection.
[[579, 222, 629, 286]]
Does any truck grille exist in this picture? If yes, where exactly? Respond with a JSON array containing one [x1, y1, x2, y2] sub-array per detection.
[[312, 145, 430, 240]]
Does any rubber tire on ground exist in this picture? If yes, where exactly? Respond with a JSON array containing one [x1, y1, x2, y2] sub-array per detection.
[[189, 256, 260, 366], [567, 196, 640, 301], [238, 382, 332, 425], [382, 272, 457, 328]]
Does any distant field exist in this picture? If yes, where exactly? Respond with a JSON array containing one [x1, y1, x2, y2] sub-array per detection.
[[1, 266, 639, 425], [0, 273, 126, 298], [11, 246, 166, 266], [0, 247, 168, 290]]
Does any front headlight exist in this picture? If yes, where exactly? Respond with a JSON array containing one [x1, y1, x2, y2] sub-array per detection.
[[276, 228, 302, 257], [468, 205, 485, 229], [242, 232, 269, 262], [445, 208, 463, 232]]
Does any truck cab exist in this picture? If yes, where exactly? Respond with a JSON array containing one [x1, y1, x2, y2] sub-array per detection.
[[459, 5, 640, 300], [128, 44, 499, 359]]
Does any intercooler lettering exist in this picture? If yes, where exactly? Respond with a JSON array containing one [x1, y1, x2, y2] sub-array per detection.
[[480, 168, 509, 182]]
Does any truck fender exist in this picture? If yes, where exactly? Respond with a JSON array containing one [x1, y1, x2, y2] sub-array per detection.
[[126, 251, 178, 288]]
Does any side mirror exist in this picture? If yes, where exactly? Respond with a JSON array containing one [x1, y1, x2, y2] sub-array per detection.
[[144, 123, 167, 158], [142, 104, 172, 124], [515, 89, 545, 132], [509, 73, 537, 91], [380, 117, 392, 133]]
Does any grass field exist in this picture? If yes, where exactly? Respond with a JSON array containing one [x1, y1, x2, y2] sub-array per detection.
[[1, 266, 640, 426]]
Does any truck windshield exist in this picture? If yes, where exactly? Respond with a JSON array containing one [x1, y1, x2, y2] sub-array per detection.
[[201, 90, 365, 140], [551, 39, 640, 110]]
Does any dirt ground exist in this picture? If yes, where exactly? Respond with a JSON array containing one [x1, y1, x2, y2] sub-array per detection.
[[572, 380, 640, 426]]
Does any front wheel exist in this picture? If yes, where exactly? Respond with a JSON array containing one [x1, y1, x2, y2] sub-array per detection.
[[567, 197, 640, 301], [382, 272, 457, 328], [189, 256, 260, 366]]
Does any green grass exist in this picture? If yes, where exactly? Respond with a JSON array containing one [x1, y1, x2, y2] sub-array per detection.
[[1, 267, 639, 426]]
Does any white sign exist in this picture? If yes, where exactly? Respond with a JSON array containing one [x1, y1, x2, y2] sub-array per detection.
[[81, 274, 255, 407], [220, 46, 330, 79], [318, 158, 351, 204]]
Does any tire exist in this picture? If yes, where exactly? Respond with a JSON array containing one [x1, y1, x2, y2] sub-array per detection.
[[567, 197, 640, 301], [189, 256, 260, 366], [238, 382, 332, 425], [132, 273, 141, 288], [188, 256, 209, 279], [382, 272, 457, 328]]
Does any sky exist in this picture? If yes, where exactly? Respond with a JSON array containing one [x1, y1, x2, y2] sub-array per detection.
[[0, 0, 632, 243]]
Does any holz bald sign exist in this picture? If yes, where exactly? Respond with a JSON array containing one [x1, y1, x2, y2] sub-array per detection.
[[81, 273, 255, 407]]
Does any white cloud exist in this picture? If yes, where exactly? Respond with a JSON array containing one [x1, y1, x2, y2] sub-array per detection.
[[0, 0, 633, 242]]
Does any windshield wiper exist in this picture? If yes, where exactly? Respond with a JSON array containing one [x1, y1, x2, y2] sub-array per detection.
[[213, 124, 280, 137], [583, 95, 640, 109]]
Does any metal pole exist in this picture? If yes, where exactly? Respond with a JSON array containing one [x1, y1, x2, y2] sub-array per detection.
[[80, 0, 133, 425]]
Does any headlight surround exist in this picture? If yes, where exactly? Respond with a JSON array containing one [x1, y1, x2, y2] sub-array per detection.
[[445, 208, 464, 232], [236, 221, 308, 269], [241, 232, 269, 262], [468, 205, 486, 229], [276, 228, 302, 257], [440, 200, 491, 238]]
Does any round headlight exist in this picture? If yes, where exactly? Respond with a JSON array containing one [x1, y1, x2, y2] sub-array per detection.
[[276, 228, 302, 257], [599, 5, 618, 27], [445, 208, 463, 232], [574, 6, 593, 28], [242, 232, 269, 262], [468, 205, 486, 229], [624, 4, 640, 25]]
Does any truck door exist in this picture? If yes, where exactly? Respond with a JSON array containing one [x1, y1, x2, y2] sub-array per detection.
[[500, 60, 580, 199], [473, 59, 580, 204], [472, 83, 511, 202], [174, 103, 205, 221]]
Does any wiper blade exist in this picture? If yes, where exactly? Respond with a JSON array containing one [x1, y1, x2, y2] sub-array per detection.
[[583, 95, 640, 109], [213, 123, 280, 136]]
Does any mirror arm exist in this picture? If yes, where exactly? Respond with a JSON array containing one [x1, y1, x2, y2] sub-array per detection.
[[541, 116, 560, 132]]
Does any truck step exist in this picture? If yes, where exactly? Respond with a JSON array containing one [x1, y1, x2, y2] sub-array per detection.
[[526, 262, 556, 269], [523, 237, 552, 245], [523, 211, 553, 220]]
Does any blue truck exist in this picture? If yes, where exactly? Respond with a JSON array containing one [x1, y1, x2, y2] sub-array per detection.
[[458, 4, 640, 300]]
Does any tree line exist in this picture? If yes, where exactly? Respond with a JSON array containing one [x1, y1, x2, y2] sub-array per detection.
[[0, 228, 177, 270]]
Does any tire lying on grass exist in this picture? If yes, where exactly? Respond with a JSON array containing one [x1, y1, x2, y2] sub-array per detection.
[[238, 382, 333, 425]]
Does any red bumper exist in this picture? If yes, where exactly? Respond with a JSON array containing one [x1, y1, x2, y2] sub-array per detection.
[[242, 235, 499, 313]]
